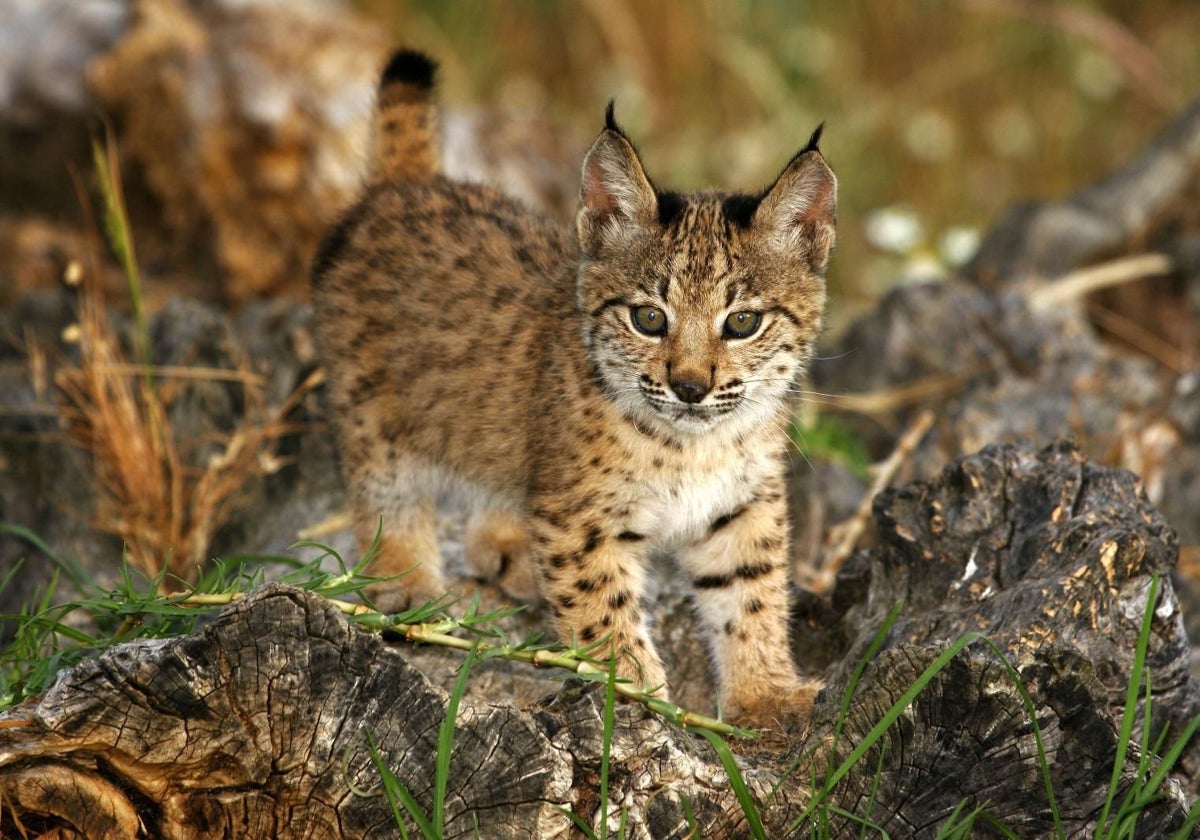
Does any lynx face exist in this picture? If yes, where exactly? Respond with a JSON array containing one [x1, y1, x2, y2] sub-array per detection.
[[576, 119, 834, 441]]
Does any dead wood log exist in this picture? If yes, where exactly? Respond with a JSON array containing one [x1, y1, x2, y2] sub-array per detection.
[[0, 583, 771, 839], [2, 439, 1197, 838], [796, 439, 1200, 836]]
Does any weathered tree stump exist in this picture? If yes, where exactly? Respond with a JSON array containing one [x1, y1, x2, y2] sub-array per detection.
[[2, 440, 1196, 838], [797, 439, 1199, 836]]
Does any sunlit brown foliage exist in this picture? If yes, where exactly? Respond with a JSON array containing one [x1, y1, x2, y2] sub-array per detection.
[[53, 142, 317, 589]]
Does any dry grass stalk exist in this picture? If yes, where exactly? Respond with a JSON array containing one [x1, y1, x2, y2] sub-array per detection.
[[53, 136, 317, 589], [54, 277, 317, 589]]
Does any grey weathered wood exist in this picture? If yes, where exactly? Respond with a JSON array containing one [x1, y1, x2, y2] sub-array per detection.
[[797, 440, 1199, 836], [2, 440, 1196, 838], [0, 584, 768, 838]]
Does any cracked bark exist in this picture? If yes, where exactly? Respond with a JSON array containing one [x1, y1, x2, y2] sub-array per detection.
[[2, 439, 1197, 838]]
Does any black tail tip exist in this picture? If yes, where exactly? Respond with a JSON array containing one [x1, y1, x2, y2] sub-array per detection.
[[381, 49, 437, 90]]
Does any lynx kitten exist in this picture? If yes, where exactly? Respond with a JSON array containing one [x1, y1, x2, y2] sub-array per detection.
[[312, 50, 836, 725]]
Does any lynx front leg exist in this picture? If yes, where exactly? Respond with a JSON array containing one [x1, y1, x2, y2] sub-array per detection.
[[679, 490, 821, 727], [533, 518, 667, 697]]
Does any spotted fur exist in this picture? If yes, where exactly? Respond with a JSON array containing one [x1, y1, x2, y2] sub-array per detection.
[[312, 49, 836, 726]]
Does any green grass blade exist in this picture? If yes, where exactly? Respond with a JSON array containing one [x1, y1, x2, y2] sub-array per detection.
[[972, 637, 1063, 838], [934, 800, 1020, 840], [599, 657, 618, 839], [794, 631, 986, 832], [1140, 716, 1200, 800], [974, 811, 1021, 839], [0, 522, 93, 591], [822, 804, 890, 837], [560, 807, 600, 839], [857, 746, 887, 839], [91, 135, 151, 380], [1113, 714, 1200, 829], [366, 728, 434, 839], [830, 603, 903, 782], [0, 556, 25, 599], [435, 640, 480, 835], [934, 800, 973, 839], [1096, 574, 1160, 835], [693, 727, 767, 840], [1170, 797, 1200, 840], [678, 794, 698, 836]]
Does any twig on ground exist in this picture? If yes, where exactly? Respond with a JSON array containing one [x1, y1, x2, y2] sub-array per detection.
[[1027, 252, 1174, 313], [811, 372, 973, 418], [802, 409, 935, 593]]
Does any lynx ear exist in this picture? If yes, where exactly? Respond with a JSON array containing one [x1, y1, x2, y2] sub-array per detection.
[[754, 124, 837, 271], [576, 104, 658, 256]]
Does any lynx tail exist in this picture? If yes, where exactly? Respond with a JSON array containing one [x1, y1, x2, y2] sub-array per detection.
[[372, 49, 440, 181]]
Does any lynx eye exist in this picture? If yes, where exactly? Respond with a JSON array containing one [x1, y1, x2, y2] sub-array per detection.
[[631, 305, 667, 336], [723, 311, 761, 339]]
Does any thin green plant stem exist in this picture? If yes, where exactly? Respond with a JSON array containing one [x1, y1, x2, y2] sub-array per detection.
[[972, 636, 1062, 838], [1171, 798, 1200, 840], [829, 604, 903, 782], [973, 811, 1021, 839], [366, 728, 432, 839], [793, 631, 986, 832], [599, 658, 618, 839], [1108, 710, 1200, 833], [964, 811, 1022, 835], [0, 523, 92, 591], [935, 801, 974, 840], [164, 589, 748, 736], [4, 527, 743, 737], [90, 134, 151, 383], [857, 747, 887, 839], [562, 808, 600, 840], [822, 803, 889, 837], [762, 606, 903, 823]]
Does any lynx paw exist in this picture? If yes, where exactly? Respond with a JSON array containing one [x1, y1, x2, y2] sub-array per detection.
[[364, 564, 448, 614], [728, 678, 823, 733], [465, 510, 540, 601]]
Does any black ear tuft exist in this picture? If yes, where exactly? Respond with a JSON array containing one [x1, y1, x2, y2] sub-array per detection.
[[801, 122, 825, 155], [381, 49, 437, 90], [605, 100, 624, 135]]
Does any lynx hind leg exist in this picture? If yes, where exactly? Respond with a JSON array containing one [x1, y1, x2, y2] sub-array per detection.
[[464, 509, 541, 601], [355, 496, 447, 614]]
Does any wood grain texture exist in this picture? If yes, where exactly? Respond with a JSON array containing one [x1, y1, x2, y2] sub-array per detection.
[[2, 440, 1197, 837]]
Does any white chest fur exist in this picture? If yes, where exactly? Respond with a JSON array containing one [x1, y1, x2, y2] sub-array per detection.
[[630, 435, 775, 551]]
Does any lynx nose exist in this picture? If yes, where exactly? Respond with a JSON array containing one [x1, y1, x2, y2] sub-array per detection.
[[670, 379, 709, 404]]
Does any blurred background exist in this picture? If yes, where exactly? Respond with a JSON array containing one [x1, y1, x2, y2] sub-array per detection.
[[2, 0, 1198, 323], [2, 0, 1200, 601], [355, 0, 1200, 323]]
